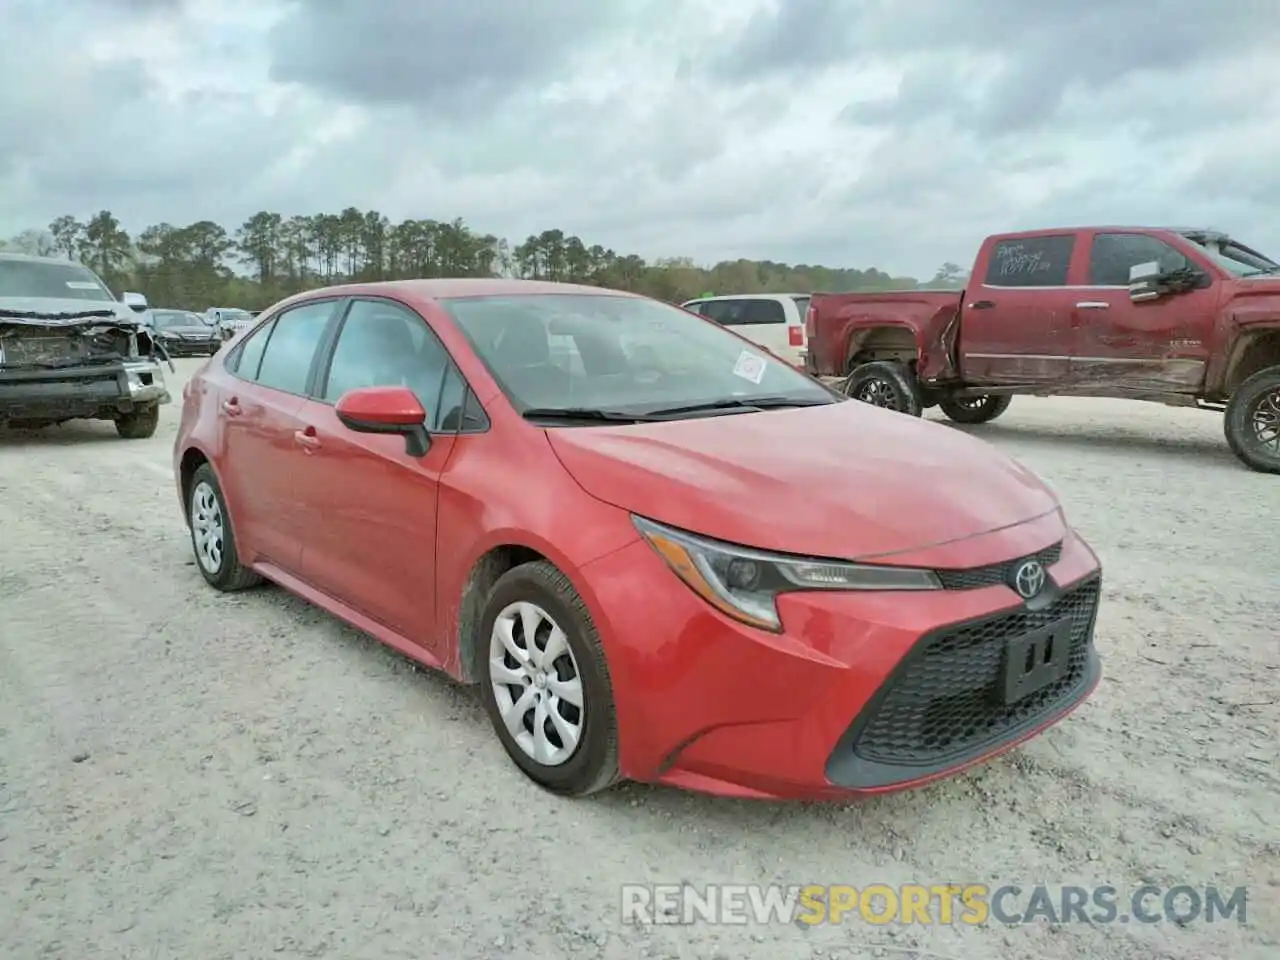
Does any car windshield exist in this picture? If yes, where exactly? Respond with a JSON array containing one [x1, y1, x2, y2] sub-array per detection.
[[1183, 234, 1280, 277], [152, 311, 193, 328], [441, 293, 837, 422], [0, 259, 115, 302]]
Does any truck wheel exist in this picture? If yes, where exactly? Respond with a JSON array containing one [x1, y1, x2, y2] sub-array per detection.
[[844, 361, 923, 417], [115, 403, 160, 439], [938, 395, 1013, 424], [1223, 365, 1280, 474]]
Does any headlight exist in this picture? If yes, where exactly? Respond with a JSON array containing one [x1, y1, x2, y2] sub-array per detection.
[[632, 515, 941, 632]]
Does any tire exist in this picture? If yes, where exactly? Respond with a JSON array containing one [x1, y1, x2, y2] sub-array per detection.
[[187, 463, 263, 590], [115, 403, 159, 439], [843, 361, 923, 416], [1223, 364, 1280, 474], [476, 560, 621, 797], [938, 394, 1013, 424]]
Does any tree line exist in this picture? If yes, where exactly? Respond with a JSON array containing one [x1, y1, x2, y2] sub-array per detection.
[[1, 208, 968, 311]]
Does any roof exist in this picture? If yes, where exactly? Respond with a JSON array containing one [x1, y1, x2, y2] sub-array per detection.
[[295, 277, 644, 302], [987, 225, 1215, 241], [681, 293, 809, 303], [0, 251, 79, 264]]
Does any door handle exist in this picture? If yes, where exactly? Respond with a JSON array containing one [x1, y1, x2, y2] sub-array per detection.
[[221, 398, 242, 416], [968, 300, 995, 309], [1075, 301, 1110, 309], [294, 427, 320, 450]]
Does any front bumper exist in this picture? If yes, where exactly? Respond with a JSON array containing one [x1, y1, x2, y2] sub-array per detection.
[[159, 337, 220, 356], [0, 360, 170, 420], [580, 513, 1102, 800]]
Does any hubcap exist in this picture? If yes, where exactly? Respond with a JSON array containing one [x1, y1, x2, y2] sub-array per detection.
[[190, 480, 224, 573], [855, 378, 898, 409], [1251, 387, 1280, 456], [488, 601, 584, 767]]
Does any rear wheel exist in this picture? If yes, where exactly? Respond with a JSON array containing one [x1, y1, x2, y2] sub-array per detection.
[[843, 361, 923, 416], [1224, 365, 1280, 474], [477, 560, 620, 797], [187, 463, 262, 590], [115, 403, 159, 439], [938, 394, 1013, 424]]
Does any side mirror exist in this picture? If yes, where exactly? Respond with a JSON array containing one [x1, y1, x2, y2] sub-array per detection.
[[334, 386, 431, 457], [1128, 261, 1162, 302], [121, 291, 148, 311]]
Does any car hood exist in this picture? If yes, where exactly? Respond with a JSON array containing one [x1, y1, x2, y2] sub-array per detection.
[[545, 401, 1058, 560], [0, 296, 143, 326]]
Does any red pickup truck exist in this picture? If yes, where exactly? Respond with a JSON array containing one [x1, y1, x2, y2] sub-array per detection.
[[803, 226, 1280, 473]]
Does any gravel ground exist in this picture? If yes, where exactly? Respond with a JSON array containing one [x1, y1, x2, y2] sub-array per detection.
[[1, 357, 1276, 960]]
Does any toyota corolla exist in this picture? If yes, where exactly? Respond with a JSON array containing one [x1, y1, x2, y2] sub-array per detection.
[[173, 279, 1103, 800]]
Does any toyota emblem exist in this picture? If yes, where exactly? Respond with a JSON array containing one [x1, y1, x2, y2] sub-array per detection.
[[1013, 560, 1047, 599]]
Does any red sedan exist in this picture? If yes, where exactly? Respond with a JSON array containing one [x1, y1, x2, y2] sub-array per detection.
[[172, 279, 1103, 800]]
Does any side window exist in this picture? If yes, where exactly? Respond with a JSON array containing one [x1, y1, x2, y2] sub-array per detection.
[[985, 235, 1075, 287], [736, 299, 786, 324], [254, 300, 338, 394], [321, 299, 452, 421], [682, 301, 705, 315], [1088, 234, 1189, 287], [701, 299, 744, 325], [230, 318, 275, 379], [437, 364, 490, 433]]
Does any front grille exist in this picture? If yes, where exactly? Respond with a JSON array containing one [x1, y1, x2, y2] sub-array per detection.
[[934, 541, 1062, 590], [848, 576, 1100, 766]]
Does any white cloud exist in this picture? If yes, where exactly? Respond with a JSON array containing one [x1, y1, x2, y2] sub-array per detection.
[[1, 0, 1277, 281]]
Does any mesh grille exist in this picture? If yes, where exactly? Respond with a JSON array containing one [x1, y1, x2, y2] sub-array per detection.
[[849, 576, 1100, 766], [934, 542, 1063, 590]]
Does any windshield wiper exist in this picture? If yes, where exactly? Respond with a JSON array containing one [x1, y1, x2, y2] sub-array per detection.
[[642, 396, 831, 417], [521, 407, 662, 423]]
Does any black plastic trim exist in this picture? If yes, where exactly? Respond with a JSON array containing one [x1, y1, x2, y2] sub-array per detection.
[[823, 570, 1102, 791]]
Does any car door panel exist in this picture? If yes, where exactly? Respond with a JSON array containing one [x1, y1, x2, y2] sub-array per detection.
[[1072, 232, 1216, 392], [960, 234, 1078, 384], [288, 297, 461, 650], [292, 400, 455, 644]]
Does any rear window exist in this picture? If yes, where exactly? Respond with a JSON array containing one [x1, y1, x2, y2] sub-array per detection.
[[985, 236, 1075, 287]]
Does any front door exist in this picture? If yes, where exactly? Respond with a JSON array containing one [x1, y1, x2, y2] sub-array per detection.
[[959, 233, 1079, 385], [290, 298, 462, 649], [1072, 231, 1217, 393]]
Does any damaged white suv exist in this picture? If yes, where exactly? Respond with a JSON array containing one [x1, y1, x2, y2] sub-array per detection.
[[0, 252, 172, 438]]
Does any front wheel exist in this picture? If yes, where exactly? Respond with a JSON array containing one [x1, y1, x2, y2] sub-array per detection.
[[1224, 365, 1280, 474], [477, 560, 620, 797], [938, 394, 1013, 424], [115, 403, 159, 439], [843, 361, 923, 417]]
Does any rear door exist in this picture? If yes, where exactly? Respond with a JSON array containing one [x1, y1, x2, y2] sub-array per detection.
[[960, 234, 1078, 384], [214, 298, 342, 572], [1075, 231, 1216, 392]]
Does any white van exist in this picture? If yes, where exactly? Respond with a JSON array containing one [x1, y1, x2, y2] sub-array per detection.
[[680, 293, 809, 366]]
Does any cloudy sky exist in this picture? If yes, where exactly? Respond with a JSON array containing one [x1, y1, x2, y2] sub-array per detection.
[[0, 0, 1276, 279]]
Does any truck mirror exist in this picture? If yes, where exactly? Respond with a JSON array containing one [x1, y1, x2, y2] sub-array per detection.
[[1128, 260, 1161, 302]]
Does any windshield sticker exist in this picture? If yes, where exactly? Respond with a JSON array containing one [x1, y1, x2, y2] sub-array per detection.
[[733, 350, 767, 384], [65, 281, 100, 290]]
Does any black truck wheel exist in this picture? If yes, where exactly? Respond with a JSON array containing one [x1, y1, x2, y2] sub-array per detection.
[[116, 403, 160, 440], [938, 395, 1013, 424], [1224, 365, 1280, 474], [843, 361, 923, 417]]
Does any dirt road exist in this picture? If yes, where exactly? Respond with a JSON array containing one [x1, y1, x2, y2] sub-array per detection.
[[1, 358, 1275, 960]]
